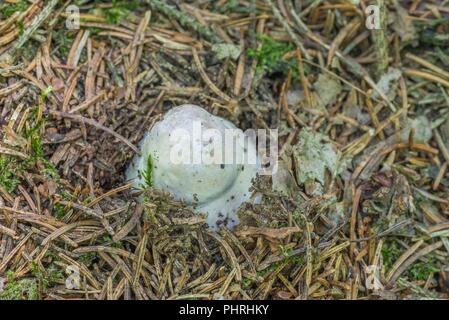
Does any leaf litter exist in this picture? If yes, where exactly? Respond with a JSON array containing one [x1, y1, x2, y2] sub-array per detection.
[[0, 0, 448, 300]]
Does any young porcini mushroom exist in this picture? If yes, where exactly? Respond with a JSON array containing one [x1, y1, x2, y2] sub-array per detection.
[[126, 104, 259, 230]]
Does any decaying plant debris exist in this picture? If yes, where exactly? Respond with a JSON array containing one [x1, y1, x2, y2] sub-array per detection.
[[1, 0, 449, 300]]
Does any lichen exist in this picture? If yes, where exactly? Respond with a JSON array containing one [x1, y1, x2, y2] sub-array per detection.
[[293, 130, 350, 195], [314, 73, 343, 106], [212, 43, 241, 60]]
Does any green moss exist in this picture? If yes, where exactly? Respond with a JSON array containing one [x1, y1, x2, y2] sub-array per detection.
[[78, 252, 97, 267], [0, 0, 28, 18], [25, 106, 46, 160], [102, 235, 123, 249], [0, 271, 38, 300], [216, 0, 253, 14], [25, 112, 60, 179], [23, 95, 60, 181], [16, 20, 25, 36], [248, 34, 307, 79], [53, 192, 75, 219], [0, 258, 63, 300], [241, 277, 252, 289], [42, 165, 60, 181], [408, 258, 439, 281], [61, 191, 75, 200], [30, 262, 64, 296], [382, 241, 402, 271], [0, 156, 21, 193], [382, 241, 439, 281], [256, 265, 275, 278], [141, 154, 153, 188], [105, 8, 128, 25], [104, 0, 139, 25], [0, 89, 59, 195], [53, 203, 66, 220], [30, 132, 44, 158], [40, 86, 53, 101]]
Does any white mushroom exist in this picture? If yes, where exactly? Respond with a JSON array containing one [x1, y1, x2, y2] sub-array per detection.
[[126, 104, 259, 230]]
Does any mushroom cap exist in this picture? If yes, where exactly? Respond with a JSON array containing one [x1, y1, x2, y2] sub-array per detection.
[[126, 104, 259, 229]]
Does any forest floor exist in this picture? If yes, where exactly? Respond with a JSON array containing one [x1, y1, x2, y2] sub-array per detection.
[[1, 0, 449, 300]]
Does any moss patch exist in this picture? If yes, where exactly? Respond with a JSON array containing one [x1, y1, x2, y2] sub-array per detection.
[[248, 34, 307, 79], [142, 154, 154, 188], [0, 155, 21, 194], [0, 271, 38, 300], [0, 0, 28, 19]]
